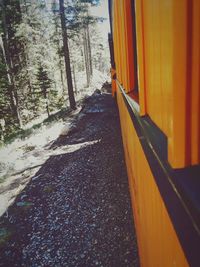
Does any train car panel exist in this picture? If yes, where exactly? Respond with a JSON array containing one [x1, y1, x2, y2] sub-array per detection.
[[168, 0, 188, 168], [191, 0, 200, 164], [109, 0, 200, 266], [112, 0, 200, 168], [118, 0, 127, 91], [123, 0, 136, 93], [116, 86, 189, 267], [113, 1, 121, 84], [134, 0, 146, 115]]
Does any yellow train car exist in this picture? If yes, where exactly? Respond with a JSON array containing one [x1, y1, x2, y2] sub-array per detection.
[[108, 0, 200, 266]]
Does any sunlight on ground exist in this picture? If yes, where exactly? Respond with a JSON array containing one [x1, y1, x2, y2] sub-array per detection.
[[0, 70, 108, 180], [0, 128, 101, 217], [51, 140, 101, 155], [0, 0, 111, 219], [0, 69, 108, 217]]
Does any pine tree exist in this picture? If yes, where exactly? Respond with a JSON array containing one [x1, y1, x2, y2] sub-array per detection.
[[59, 0, 76, 110], [0, 0, 108, 140], [36, 65, 52, 117], [65, 0, 101, 86], [0, 0, 23, 128]]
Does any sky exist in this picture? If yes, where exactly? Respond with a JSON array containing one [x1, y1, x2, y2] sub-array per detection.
[[45, 0, 110, 41], [90, 0, 110, 41]]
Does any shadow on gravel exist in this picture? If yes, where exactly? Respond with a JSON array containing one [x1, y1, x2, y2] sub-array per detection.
[[0, 89, 140, 267]]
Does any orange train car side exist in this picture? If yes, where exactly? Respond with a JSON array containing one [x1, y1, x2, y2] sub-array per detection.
[[108, 0, 200, 266]]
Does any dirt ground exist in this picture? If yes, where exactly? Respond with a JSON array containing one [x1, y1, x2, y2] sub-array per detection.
[[0, 87, 139, 267]]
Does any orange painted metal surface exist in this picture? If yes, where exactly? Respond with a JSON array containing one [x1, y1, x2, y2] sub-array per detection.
[[149, 0, 172, 137], [189, 0, 200, 164], [122, 0, 135, 93], [168, 0, 200, 167], [134, 0, 146, 115], [113, 0, 122, 84], [109, 1, 200, 265], [130, 0, 200, 168], [118, 0, 127, 89], [112, 0, 136, 93], [116, 87, 189, 267], [168, 0, 188, 168]]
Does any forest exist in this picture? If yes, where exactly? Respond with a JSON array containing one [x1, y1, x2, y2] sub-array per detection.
[[0, 0, 109, 142]]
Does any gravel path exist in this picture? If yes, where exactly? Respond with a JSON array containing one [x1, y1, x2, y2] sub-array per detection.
[[0, 89, 139, 267]]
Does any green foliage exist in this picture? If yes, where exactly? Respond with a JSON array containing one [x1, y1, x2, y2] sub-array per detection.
[[65, 0, 103, 35], [0, 54, 9, 118], [4, 106, 70, 144], [16, 201, 33, 207], [0, 228, 12, 247], [36, 65, 52, 94], [43, 185, 55, 193], [0, 0, 108, 141]]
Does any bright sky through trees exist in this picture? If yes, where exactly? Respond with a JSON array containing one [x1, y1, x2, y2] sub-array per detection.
[[91, 0, 110, 41]]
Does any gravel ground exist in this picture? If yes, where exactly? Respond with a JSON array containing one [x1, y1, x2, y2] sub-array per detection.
[[0, 89, 139, 267]]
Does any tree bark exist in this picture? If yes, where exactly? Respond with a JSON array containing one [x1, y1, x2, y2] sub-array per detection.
[[86, 24, 93, 76], [82, 5, 93, 85], [59, 0, 76, 110], [0, 119, 5, 142], [60, 64, 65, 93], [43, 89, 50, 118], [53, 12, 65, 93], [72, 65, 77, 95], [0, 2, 22, 128], [83, 28, 90, 87]]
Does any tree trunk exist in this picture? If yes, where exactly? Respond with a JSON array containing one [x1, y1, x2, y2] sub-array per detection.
[[72, 65, 77, 95], [83, 28, 90, 87], [60, 64, 65, 93], [43, 89, 50, 118], [59, 0, 76, 110], [0, 3, 22, 128], [0, 119, 5, 142], [53, 13, 65, 93], [86, 24, 93, 76]]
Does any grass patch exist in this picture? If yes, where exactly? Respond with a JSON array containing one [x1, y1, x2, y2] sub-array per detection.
[[13, 201, 34, 214], [43, 185, 55, 194], [0, 228, 12, 247], [4, 108, 71, 145], [23, 145, 36, 152], [16, 201, 33, 207], [5, 128, 33, 144], [0, 174, 7, 184]]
